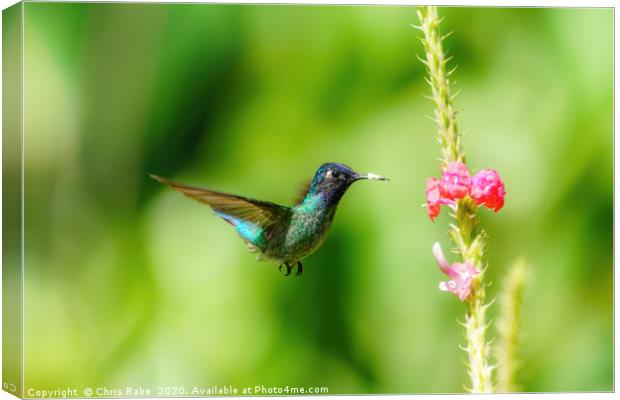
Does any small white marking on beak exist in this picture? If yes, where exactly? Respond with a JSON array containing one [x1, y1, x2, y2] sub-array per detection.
[[366, 172, 388, 181]]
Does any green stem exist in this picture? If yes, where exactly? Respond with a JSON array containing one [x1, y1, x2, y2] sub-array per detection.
[[496, 260, 528, 392], [417, 6, 494, 393], [452, 198, 493, 393], [416, 6, 464, 165]]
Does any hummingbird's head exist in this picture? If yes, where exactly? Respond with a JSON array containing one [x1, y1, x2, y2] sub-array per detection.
[[309, 162, 389, 203]]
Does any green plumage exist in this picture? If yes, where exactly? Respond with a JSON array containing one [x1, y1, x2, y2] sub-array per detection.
[[150, 162, 388, 276]]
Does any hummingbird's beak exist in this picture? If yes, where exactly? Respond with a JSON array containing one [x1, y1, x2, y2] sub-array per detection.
[[355, 172, 390, 181]]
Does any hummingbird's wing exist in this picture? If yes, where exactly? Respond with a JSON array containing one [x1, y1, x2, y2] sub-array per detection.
[[293, 179, 312, 205], [150, 175, 291, 251]]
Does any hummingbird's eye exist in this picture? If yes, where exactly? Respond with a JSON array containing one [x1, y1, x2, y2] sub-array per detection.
[[332, 171, 341, 180]]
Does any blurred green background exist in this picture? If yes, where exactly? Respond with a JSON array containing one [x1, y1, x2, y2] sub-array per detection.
[[11, 3, 612, 394]]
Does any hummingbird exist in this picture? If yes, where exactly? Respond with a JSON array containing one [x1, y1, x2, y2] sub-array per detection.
[[150, 162, 388, 276]]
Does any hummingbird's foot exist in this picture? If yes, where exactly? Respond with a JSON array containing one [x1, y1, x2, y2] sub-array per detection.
[[280, 263, 293, 276], [296, 261, 303, 276]]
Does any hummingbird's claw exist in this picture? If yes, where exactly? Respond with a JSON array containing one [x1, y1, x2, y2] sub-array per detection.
[[279, 262, 301, 277], [296, 261, 303, 276]]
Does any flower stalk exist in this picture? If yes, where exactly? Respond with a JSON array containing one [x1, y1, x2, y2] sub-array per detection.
[[416, 6, 463, 165], [417, 6, 495, 393], [452, 199, 494, 393], [496, 260, 528, 392]]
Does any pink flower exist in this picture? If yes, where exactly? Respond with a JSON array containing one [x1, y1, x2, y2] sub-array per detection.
[[432, 242, 479, 301], [440, 161, 472, 200], [425, 177, 454, 221], [470, 169, 506, 212], [426, 201, 441, 221]]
